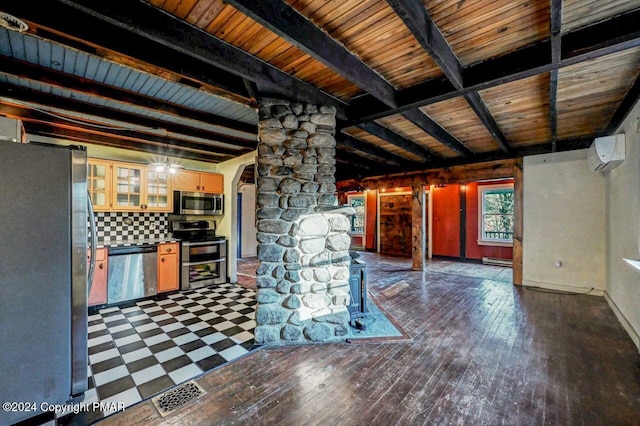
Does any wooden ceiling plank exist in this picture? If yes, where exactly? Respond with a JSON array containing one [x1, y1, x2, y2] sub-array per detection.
[[0, 101, 248, 158], [387, 0, 510, 153], [351, 9, 640, 124], [401, 109, 473, 157], [387, 0, 463, 88], [355, 121, 439, 163], [0, 54, 257, 136], [7, 0, 349, 116], [21, 9, 252, 103], [338, 133, 414, 166], [603, 72, 640, 135], [24, 122, 228, 162], [225, 0, 476, 164], [0, 82, 256, 150], [336, 136, 594, 187], [225, 0, 397, 107], [463, 92, 511, 153]]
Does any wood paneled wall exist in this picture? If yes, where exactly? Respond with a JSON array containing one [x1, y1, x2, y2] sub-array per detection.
[[379, 193, 412, 255]]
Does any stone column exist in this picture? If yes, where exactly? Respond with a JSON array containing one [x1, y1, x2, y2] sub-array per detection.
[[254, 98, 352, 345]]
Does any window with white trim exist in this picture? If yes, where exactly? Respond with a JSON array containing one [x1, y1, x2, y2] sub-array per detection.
[[479, 184, 514, 245]]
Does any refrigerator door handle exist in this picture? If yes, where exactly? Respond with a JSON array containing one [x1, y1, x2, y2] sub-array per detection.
[[87, 195, 97, 292]]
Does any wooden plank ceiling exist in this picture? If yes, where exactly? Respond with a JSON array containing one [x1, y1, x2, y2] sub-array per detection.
[[0, 0, 639, 180]]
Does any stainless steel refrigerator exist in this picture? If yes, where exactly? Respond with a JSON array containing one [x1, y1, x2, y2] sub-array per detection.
[[0, 141, 90, 425]]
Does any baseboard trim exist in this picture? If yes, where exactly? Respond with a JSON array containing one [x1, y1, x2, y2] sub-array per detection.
[[604, 291, 640, 352], [522, 279, 604, 296]]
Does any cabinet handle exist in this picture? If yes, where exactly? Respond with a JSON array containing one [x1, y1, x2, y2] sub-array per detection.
[[166, 248, 172, 253], [161, 258, 165, 262], [201, 186, 205, 190], [98, 262, 104, 270], [196, 185, 200, 190]]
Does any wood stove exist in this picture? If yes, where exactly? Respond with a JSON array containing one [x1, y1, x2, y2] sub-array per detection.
[[348, 254, 367, 326]]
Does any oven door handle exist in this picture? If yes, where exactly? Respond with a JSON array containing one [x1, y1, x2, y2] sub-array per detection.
[[183, 240, 225, 247], [183, 259, 226, 266]]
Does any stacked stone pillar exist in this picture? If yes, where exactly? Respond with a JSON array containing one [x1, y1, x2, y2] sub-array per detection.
[[254, 98, 353, 344]]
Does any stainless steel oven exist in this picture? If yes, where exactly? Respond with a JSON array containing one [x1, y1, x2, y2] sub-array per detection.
[[181, 239, 227, 290], [171, 220, 227, 290]]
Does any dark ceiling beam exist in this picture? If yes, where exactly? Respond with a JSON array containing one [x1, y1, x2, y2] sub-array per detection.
[[335, 149, 375, 171], [47, 0, 348, 117], [226, 0, 472, 160], [24, 122, 228, 163], [401, 109, 473, 157], [0, 54, 257, 136], [30, 24, 250, 103], [463, 92, 510, 153], [226, 0, 397, 107], [336, 136, 594, 184], [386, 0, 510, 153], [386, 0, 462, 89], [0, 83, 256, 150], [355, 122, 439, 163], [603, 73, 640, 135], [338, 134, 414, 166], [350, 9, 640, 124], [0, 102, 248, 157], [549, 0, 563, 151]]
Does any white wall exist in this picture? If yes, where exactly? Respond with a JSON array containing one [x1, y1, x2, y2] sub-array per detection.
[[523, 149, 607, 293], [239, 183, 258, 258], [606, 102, 640, 348], [215, 151, 257, 282]]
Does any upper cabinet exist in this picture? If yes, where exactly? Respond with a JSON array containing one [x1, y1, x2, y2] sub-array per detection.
[[173, 170, 223, 194], [112, 162, 172, 212], [88, 159, 112, 211], [89, 159, 224, 212]]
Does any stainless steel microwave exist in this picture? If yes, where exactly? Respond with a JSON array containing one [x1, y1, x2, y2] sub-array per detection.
[[174, 191, 223, 215]]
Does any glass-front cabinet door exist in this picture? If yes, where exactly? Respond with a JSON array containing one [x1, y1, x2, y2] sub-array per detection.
[[145, 170, 172, 211], [112, 163, 143, 210], [87, 159, 111, 211]]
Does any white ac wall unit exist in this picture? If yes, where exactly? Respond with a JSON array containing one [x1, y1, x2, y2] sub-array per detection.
[[0, 116, 25, 143], [588, 134, 625, 171]]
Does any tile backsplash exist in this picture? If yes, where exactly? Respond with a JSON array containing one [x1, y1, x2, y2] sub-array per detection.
[[92, 212, 169, 243]]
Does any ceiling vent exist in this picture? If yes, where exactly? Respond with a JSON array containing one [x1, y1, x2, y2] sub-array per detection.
[[0, 12, 28, 33], [588, 134, 626, 172]]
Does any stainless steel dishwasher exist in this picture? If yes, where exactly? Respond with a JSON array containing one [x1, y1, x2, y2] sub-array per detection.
[[107, 245, 158, 304]]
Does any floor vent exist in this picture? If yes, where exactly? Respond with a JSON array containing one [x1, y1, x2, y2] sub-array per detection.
[[152, 380, 207, 417], [482, 257, 513, 267]]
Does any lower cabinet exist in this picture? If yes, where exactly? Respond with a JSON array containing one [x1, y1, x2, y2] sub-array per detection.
[[158, 242, 180, 293], [88, 247, 108, 306]]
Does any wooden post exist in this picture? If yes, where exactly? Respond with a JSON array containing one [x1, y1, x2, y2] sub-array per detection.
[[513, 158, 523, 285], [412, 185, 426, 270]]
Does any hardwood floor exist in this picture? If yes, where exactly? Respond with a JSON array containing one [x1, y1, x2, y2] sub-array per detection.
[[100, 253, 640, 425]]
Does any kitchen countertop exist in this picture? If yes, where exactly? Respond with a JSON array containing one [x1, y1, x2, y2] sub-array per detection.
[[96, 238, 180, 248]]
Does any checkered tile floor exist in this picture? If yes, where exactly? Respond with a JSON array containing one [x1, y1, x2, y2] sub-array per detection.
[[62, 283, 256, 424]]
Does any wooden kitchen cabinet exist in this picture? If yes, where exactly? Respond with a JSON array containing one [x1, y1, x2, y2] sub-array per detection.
[[158, 242, 180, 293], [172, 170, 223, 193], [87, 159, 111, 211], [88, 247, 108, 306], [111, 162, 173, 212]]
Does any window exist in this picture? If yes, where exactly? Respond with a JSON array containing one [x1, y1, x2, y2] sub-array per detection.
[[347, 194, 365, 234], [479, 184, 514, 245]]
